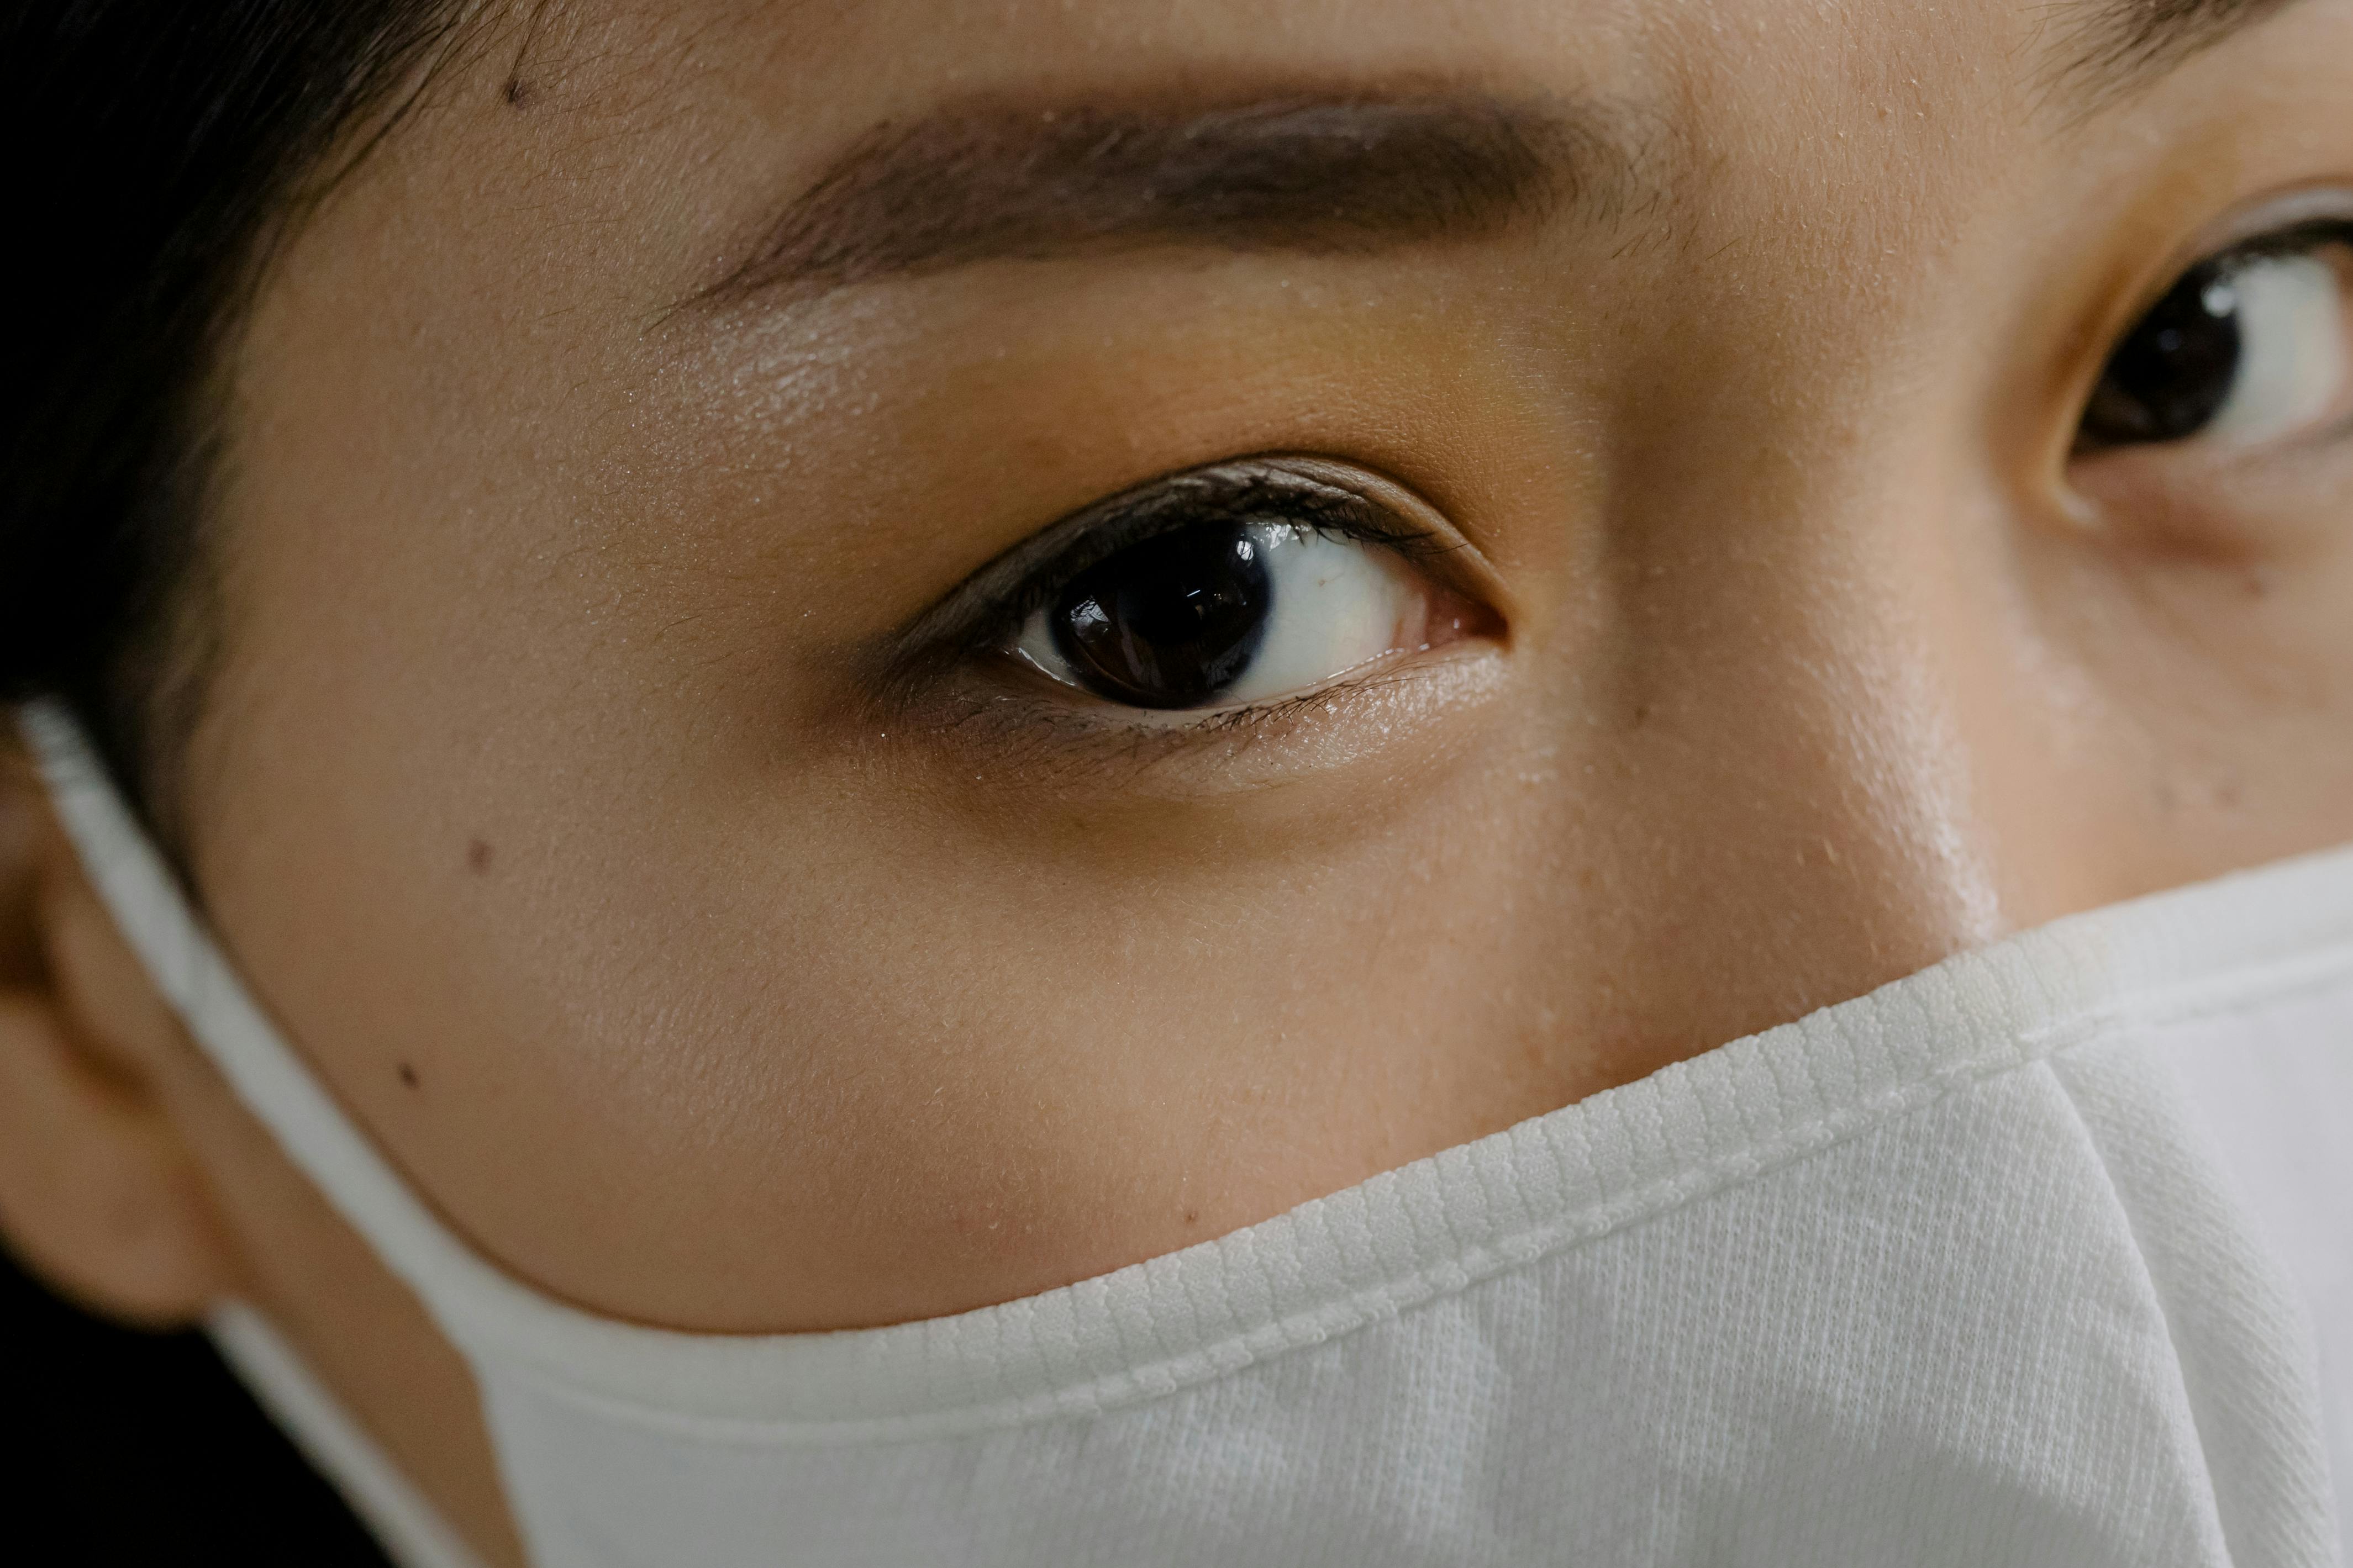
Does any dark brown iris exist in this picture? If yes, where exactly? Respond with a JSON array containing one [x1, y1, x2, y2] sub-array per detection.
[[2081, 262, 2244, 449], [1050, 523, 1273, 708]]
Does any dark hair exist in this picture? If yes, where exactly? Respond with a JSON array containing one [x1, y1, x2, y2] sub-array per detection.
[[1, 2, 475, 837]]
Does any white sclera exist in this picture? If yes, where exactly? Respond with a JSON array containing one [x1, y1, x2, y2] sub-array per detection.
[[2206, 252, 2351, 449], [1015, 523, 1420, 709]]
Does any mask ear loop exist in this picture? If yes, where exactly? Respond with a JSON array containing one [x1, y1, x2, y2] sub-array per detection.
[[12, 701, 536, 1346], [17, 701, 815, 1433], [210, 1302, 492, 1568], [12, 703, 496, 1566]]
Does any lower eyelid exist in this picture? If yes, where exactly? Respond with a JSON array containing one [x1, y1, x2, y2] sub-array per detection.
[[944, 637, 1483, 755], [2065, 418, 2353, 564]]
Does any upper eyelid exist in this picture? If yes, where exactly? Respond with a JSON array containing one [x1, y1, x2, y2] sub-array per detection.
[[2119, 198, 2353, 325], [2213, 215, 2353, 266], [2082, 194, 2353, 366], [881, 228, 2353, 667], [873, 457, 1450, 686]]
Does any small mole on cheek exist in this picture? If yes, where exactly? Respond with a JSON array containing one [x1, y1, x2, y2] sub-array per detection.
[[398, 1063, 420, 1089], [1183, 1209, 1200, 1226], [503, 75, 531, 108], [467, 838, 494, 874]]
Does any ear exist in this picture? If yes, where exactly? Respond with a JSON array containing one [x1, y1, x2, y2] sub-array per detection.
[[0, 732, 239, 1326]]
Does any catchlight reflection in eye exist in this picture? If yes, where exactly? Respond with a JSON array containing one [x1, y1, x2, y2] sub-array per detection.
[[2078, 221, 2353, 455], [1011, 519, 1468, 711]]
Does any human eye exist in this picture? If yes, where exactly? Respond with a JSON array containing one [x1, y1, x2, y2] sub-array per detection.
[[2075, 203, 2353, 459], [901, 458, 1498, 726]]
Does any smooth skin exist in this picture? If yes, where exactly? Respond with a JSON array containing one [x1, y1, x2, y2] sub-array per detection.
[[8, 1, 2353, 1562]]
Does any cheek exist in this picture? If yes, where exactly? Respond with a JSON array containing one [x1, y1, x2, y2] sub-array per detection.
[[2008, 517, 2353, 881]]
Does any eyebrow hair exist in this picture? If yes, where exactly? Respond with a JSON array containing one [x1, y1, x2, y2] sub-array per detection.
[[2053, 0, 2305, 106], [690, 91, 1631, 310]]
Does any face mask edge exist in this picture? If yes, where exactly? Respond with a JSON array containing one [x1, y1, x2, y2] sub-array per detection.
[[19, 698, 2353, 1440]]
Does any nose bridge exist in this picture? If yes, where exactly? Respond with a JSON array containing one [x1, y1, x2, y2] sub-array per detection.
[[1521, 0, 2036, 926], [1614, 406, 2006, 909], [1595, 144, 2009, 846], [1510, 276, 2028, 1070]]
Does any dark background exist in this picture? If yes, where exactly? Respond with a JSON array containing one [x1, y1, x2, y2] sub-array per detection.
[[2, 1244, 392, 1564]]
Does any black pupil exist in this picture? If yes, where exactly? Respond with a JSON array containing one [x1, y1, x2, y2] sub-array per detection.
[[1051, 523, 1273, 708], [2080, 262, 2243, 449]]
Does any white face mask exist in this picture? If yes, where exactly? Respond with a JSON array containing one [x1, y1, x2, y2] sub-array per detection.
[[22, 699, 2352, 1568]]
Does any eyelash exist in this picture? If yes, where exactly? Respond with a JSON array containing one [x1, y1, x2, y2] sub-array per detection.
[[2064, 209, 2353, 473], [2210, 215, 2353, 271], [883, 457, 1455, 717], [2090, 210, 2353, 392]]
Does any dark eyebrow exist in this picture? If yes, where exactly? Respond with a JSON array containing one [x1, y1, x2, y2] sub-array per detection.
[[688, 91, 1633, 310], [2051, 0, 2306, 107]]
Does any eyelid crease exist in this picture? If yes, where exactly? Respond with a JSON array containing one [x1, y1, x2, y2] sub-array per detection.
[[2217, 215, 2353, 266], [867, 456, 1466, 700], [2128, 199, 2353, 316]]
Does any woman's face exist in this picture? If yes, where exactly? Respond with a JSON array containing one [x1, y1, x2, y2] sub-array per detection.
[[128, 0, 2353, 1354]]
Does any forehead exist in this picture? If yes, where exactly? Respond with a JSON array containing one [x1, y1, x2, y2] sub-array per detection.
[[230, 0, 2339, 616], [225, 0, 2346, 627], [494, 0, 2243, 112], [365, 0, 2294, 319], [320, 3, 1965, 353], [487, 0, 2007, 168]]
